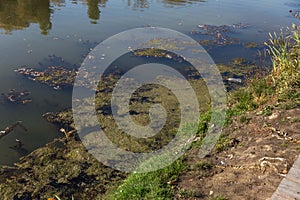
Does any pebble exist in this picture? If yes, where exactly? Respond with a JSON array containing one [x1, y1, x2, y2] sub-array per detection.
[[268, 113, 279, 120]]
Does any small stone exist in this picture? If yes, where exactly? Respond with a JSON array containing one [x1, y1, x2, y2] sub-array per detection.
[[268, 113, 278, 120]]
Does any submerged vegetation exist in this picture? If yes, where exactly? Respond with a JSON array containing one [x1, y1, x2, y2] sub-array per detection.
[[0, 20, 299, 199]]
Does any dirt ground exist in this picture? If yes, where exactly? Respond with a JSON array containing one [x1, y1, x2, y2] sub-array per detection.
[[176, 107, 300, 200]]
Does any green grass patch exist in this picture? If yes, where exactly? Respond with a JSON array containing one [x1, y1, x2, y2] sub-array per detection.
[[108, 159, 187, 200]]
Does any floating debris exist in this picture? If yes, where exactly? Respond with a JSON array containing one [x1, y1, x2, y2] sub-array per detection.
[[192, 23, 249, 46], [14, 139, 23, 148], [0, 121, 27, 140], [227, 78, 242, 83], [231, 23, 249, 29], [1, 89, 32, 105], [59, 128, 76, 140], [9, 139, 28, 156], [15, 66, 77, 89], [291, 10, 300, 19]]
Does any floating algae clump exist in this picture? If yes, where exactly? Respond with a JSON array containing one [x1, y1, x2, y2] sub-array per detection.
[[192, 23, 249, 46], [15, 66, 77, 89], [133, 48, 183, 61], [43, 109, 74, 129]]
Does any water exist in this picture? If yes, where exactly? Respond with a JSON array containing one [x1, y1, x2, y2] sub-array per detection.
[[0, 0, 298, 165]]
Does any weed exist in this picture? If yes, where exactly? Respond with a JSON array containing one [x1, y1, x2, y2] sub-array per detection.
[[239, 115, 249, 123], [265, 24, 300, 100], [231, 89, 258, 112], [256, 105, 273, 116], [229, 24, 299, 114], [196, 161, 214, 170], [177, 188, 198, 198], [291, 117, 300, 123], [197, 111, 211, 137], [215, 134, 231, 152], [281, 142, 288, 147], [210, 195, 227, 200]]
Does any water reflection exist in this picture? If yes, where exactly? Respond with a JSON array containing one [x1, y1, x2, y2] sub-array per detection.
[[51, 0, 66, 7], [78, 0, 108, 7], [126, 0, 149, 9], [73, 0, 108, 23], [0, 0, 51, 35], [87, 0, 101, 23], [162, 0, 206, 7], [0, 0, 207, 34], [126, 0, 206, 9], [0, 0, 105, 34]]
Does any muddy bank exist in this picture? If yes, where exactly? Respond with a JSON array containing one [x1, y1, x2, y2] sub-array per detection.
[[176, 107, 300, 199]]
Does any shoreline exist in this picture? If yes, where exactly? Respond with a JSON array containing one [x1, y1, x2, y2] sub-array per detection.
[[0, 24, 299, 199]]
